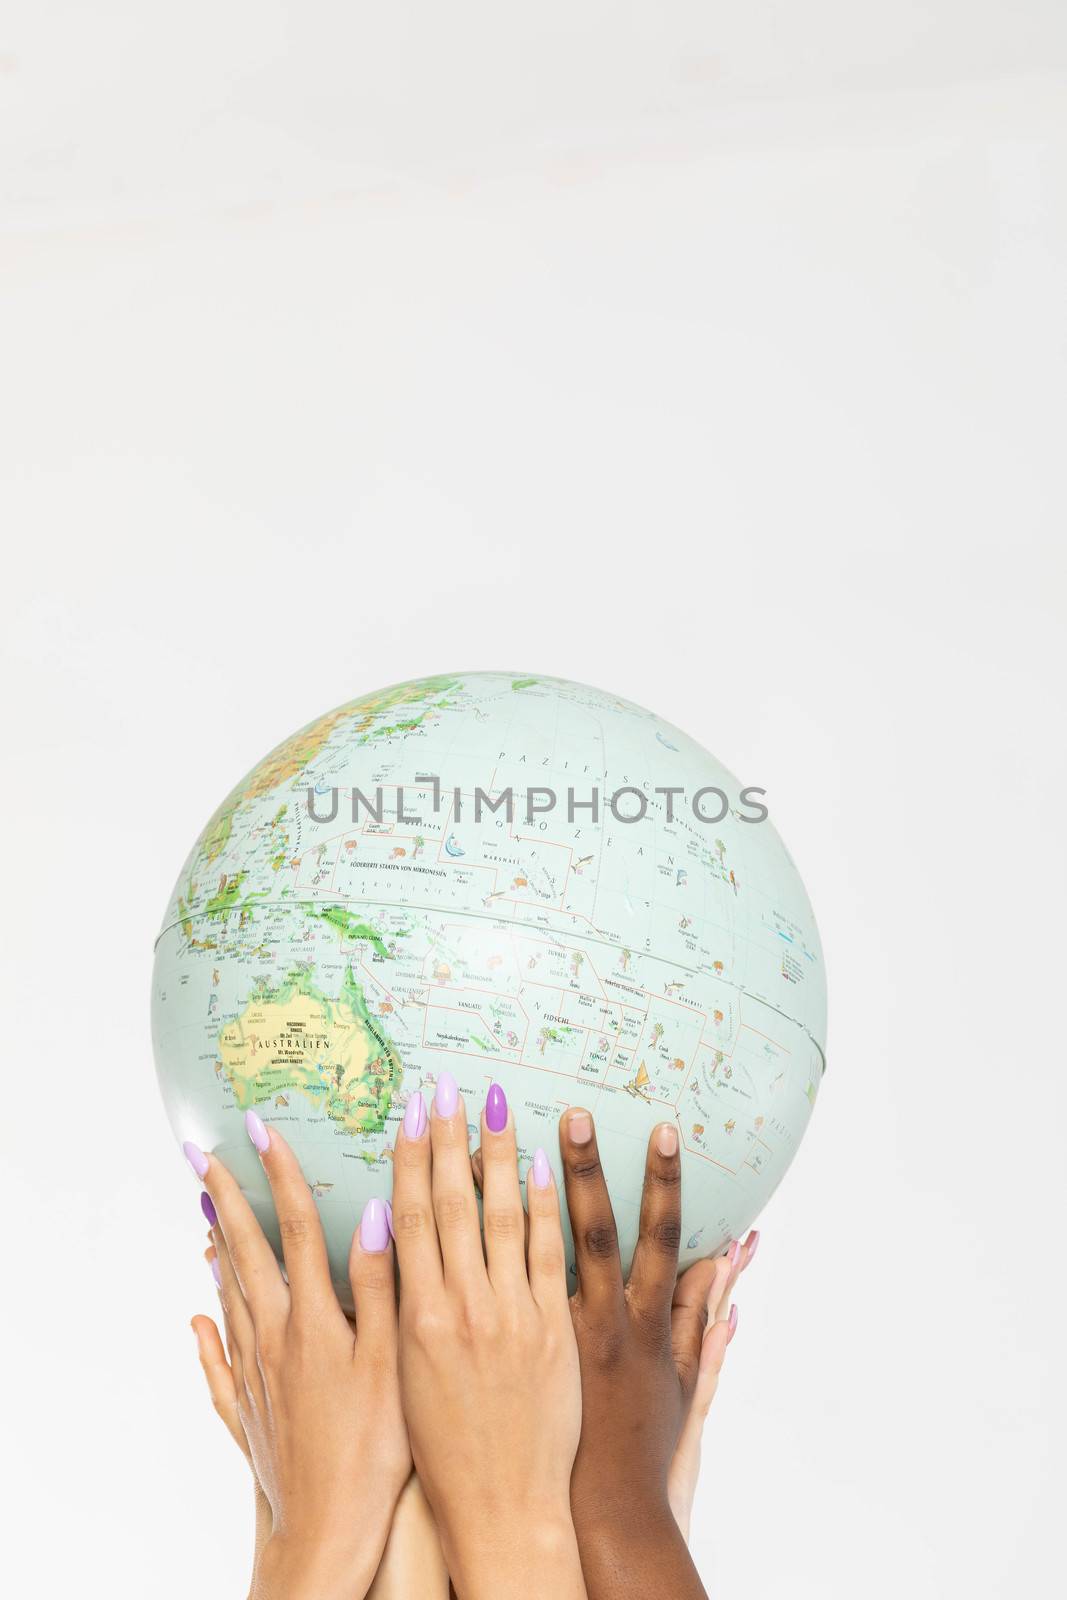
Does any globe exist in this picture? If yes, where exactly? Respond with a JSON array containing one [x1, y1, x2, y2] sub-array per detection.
[[152, 672, 825, 1306]]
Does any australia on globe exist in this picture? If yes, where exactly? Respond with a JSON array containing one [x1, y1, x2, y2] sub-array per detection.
[[152, 672, 826, 1304]]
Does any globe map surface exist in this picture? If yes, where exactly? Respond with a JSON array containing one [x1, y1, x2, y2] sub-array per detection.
[[152, 672, 826, 1304]]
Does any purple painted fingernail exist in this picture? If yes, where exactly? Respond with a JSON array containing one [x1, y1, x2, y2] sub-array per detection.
[[210, 1256, 222, 1289], [403, 1091, 427, 1139], [727, 1303, 739, 1343], [531, 1148, 551, 1190], [485, 1082, 508, 1133], [200, 1191, 218, 1227], [384, 1199, 394, 1240], [434, 1069, 458, 1118], [245, 1110, 270, 1153], [183, 1141, 209, 1179], [360, 1197, 390, 1253]]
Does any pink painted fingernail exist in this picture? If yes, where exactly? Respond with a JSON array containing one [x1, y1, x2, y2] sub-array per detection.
[[210, 1255, 222, 1289], [360, 1197, 390, 1253], [434, 1069, 458, 1118], [744, 1229, 760, 1267], [200, 1191, 217, 1227], [727, 1303, 739, 1343], [656, 1122, 678, 1157], [532, 1148, 552, 1189], [727, 1239, 741, 1266], [183, 1141, 209, 1179], [245, 1110, 270, 1153], [485, 1082, 508, 1133], [403, 1092, 427, 1139], [567, 1110, 593, 1145]]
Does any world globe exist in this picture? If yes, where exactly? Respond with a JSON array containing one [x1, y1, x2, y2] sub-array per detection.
[[152, 672, 825, 1305]]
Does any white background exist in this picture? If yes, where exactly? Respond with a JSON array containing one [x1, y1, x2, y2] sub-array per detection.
[[2, 5, 1065, 1596]]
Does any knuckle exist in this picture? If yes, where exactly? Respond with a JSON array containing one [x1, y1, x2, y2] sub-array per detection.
[[582, 1220, 618, 1259], [434, 1191, 472, 1230], [647, 1162, 681, 1192], [570, 1155, 604, 1184], [531, 1244, 565, 1279], [483, 1207, 522, 1239], [278, 1214, 312, 1245], [646, 1217, 682, 1255], [393, 1205, 429, 1239]]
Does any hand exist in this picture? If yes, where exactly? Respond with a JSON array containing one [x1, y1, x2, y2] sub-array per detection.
[[391, 1073, 586, 1600], [184, 1117, 410, 1600], [667, 1234, 754, 1540], [191, 1278, 449, 1599], [558, 1108, 722, 1600]]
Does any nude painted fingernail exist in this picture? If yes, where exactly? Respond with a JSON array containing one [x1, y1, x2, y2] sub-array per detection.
[[210, 1255, 222, 1289], [434, 1070, 458, 1118], [245, 1109, 270, 1153], [200, 1191, 217, 1227], [727, 1303, 739, 1343], [567, 1110, 593, 1145], [656, 1123, 678, 1157], [727, 1239, 741, 1266], [532, 1148, 552, 1189], [183, 1141, 209, 1179], [485, 1082, 508, 1133], [360, 1197, 390, 1253], [403, 1091, 427, 1139], [744, 1229, 760, 1267]]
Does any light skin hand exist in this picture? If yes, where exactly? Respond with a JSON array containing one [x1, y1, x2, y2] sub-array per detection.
[[184, 1117, 410, 1600], [559, 1108, 718, 1600], [191, 1277, 449, 1600], [391, 1074, 586, 1600], [666, 1233, 755, 1541]]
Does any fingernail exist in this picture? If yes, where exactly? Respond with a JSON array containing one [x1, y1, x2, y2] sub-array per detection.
[[727, 1238, 741, 1266], [744, 1229, 760, 1267], [360, 1197, 390, 1253], [403, 1091, 427, 1139], [532, 1148, 552, 1189], [183, 1141, 209, 1179], [384, 1199, 394, 1240], [656, 1123, 678, 1157], [245, 1110, 270, 1153], [210, 1255, 222, 1289], [200, 1191, 218, 1227], [567, 1110, 593, 1145], [434, 1069, 458, 1118], [485, 1082, 508, 1133], [727, 1303, 739, 1343]]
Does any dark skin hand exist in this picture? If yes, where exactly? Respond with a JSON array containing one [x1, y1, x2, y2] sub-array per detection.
[[559, 1107, 718, 1600]]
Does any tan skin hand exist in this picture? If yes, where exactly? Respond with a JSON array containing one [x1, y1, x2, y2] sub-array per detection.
[[194, 1125, 411, 1600], [391, 1082, 586, 1600], [191, 1292, 449, 1600]]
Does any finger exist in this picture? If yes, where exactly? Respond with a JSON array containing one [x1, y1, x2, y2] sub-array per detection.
[[188, 1138, 289, 1326], [190, 1313, 250, 1459], [478, 1084, 528, 1293], [473, 1146, 531, 1254], [558, 1107, 624, 1313], [206, 1233, 265, 1409], [429, 1071, 486, 1292], [348, 1197, 399, 1356], [627, 1122, 683, 1327], [525, 1147, 570, 1316], [670, 1256, 718, 1396], [245, 1114, 341, 1322], [391, 1091, 443, 1294]]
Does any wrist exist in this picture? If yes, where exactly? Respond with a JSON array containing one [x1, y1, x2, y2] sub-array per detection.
[[445, 1505, 584, 1600], [252, 1533, 376, 1600]]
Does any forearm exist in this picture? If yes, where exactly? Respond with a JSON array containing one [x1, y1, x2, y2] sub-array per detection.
[[367, 1476, 449, 1600], [573, 1502, 707, 1600]]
